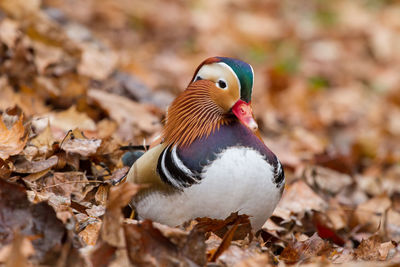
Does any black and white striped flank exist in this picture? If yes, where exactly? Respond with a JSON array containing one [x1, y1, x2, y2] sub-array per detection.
[[157, 145, 202, 190]]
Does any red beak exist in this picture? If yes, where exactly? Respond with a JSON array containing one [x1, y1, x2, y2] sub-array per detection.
[[232, 100, 258, 132]]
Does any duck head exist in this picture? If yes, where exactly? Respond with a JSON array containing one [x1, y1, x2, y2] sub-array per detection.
[[163, 57, 258, 147]]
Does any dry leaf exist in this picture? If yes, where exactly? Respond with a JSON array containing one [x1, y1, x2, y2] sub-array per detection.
[[79, 221, 102, 246], [0, 107, 28, 160], [355, 195, 391, 233], [61, 138, 101, 157], [49, 106, 96, 132], [354, 235, 382, 261], [0, 179, 66, 264], [280, 233, 332, 264], [78, 43, 117, 80], [88, 89, 161, 140], [304, 165, 353, 194], [43, 171, 89, 200], [277, 180, 327, 215], [101, 182, 141, 247], [3, 233, 34, 267], [13, 155, 58, 173]]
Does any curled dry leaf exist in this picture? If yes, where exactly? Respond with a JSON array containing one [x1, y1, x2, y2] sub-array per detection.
[[0, 107, 28, 160]]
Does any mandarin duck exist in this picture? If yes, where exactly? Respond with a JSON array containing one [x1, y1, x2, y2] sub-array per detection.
[[126, 57, 284, 229]]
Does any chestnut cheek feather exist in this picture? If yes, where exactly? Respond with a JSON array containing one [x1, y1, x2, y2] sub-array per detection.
[[232, 100, 258, 132]]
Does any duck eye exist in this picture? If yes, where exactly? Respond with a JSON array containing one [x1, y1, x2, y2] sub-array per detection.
[[194, 76, 202, 81], [217, 79, 227, 89]]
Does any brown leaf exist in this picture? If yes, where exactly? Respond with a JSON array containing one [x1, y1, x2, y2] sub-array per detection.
[[78, 43, 117, 80], [42, 171, 89, 200], [280, 233, 332, 264], [0, 0, 40, 18], [79, 221, 102, 246], [209, 218, 241, 262], [13, 155, 58, 174], [50, 106, 96, 132], [0, 158, 11, 180], [277, 180, 327, 215], [194, 212, 252, 241], [0, 179, 66, 264], [304, 165, 353, 194], [313, 211, 345, 246], [89, 242, 117, 267], [61, 138, 102, 157], [88, 89, 161, 140], [0, 107, 28, 160], [355, 195, 391, 233], [101, 182, 141, 247], [3, 232, 34, 267], [354, 235, 382, 261], [124, 220, 205, 266], [29, 122, 55, 159]]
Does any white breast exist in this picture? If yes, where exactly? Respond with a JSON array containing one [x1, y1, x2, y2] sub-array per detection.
[[135, 147, 282, 229]]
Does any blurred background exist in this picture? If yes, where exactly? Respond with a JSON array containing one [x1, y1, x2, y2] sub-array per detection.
[[4, 0, 399, 177]]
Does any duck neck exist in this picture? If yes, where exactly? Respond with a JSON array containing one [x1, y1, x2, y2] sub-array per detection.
[[162, 82, 233, 147]]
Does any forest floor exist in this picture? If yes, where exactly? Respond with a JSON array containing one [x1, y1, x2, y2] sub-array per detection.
[[1, 0, 400, 266]]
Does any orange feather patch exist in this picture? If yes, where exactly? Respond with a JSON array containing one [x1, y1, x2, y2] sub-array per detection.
[[162, 80, 233, 147]]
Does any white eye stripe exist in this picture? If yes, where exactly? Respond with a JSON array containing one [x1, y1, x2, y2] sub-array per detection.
[[216, 62, 240, 95]]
